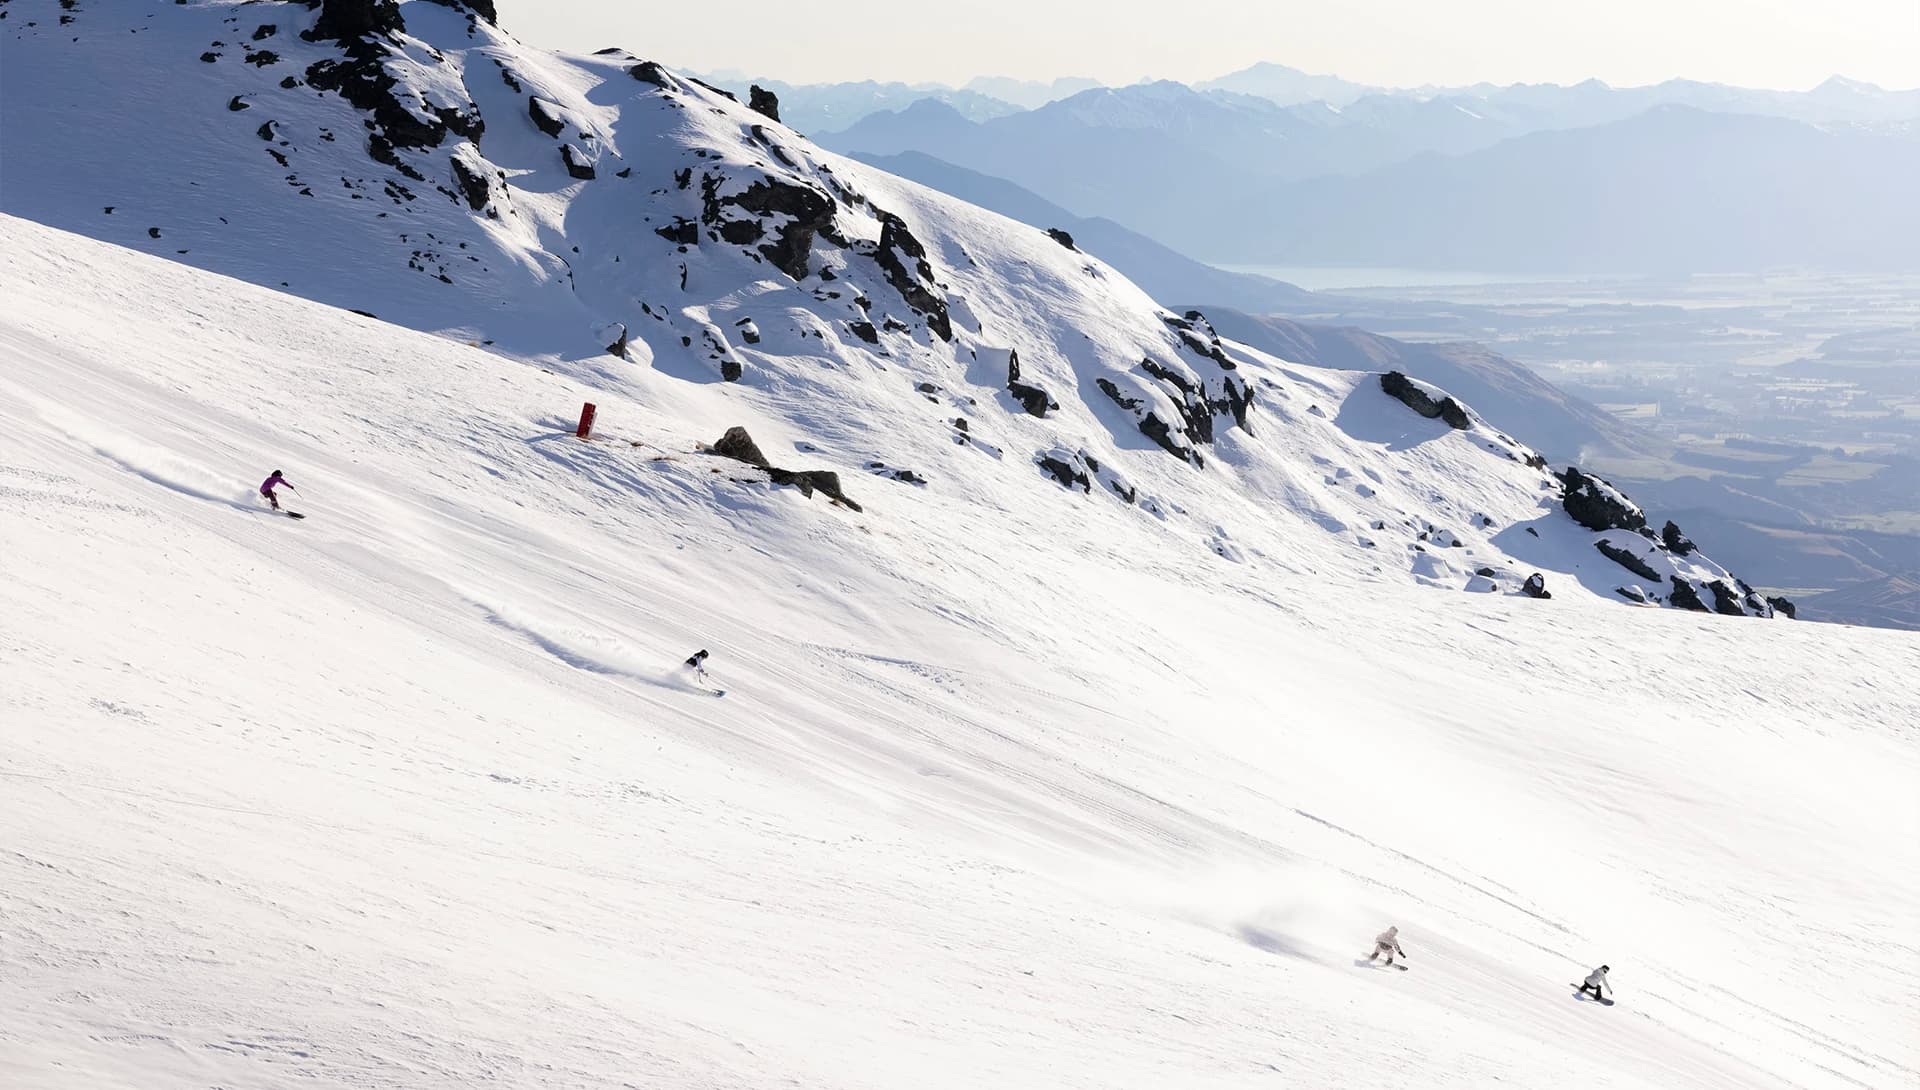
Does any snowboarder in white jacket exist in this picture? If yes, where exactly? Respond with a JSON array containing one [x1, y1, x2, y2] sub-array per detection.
[[1578, 965, 1611, 1000], [1366, 926, 1406, 966]]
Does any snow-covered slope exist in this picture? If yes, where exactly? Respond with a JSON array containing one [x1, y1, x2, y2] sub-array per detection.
[[0, 0, 1777, 615], [5, 213, 1919, 1090]]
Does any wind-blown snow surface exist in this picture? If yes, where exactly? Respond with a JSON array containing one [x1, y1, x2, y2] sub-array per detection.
[[4, 220, 1919, 1089]]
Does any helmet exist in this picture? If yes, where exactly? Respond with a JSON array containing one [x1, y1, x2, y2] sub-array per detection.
[[1600, 965, 1610, 972], [271, 469, 283, 477]]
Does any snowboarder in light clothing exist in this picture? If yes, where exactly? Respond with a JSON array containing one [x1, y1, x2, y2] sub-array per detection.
[[259, 469, 295, 511], [1366, 926, 1406, 966], [684, 649, 711, 683], [1578, 965, 1611, 1000]]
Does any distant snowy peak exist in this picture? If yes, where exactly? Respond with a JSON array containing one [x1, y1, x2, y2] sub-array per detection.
[[0, 0, 1786, 619]]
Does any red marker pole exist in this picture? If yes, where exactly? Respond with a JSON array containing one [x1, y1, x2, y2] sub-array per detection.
[[576, 401, 597, 440]]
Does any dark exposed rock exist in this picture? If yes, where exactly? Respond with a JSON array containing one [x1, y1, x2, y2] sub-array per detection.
[[253, 24, 278, 40], [1768, 595, 1797, 619], [720, 358, 743, 382], [228, 95, 251, 111], [1163, 310, 1236, 370], [1615, 585, 1650, 604], [1660, 519, 1697, 556], [871, 209, 951, 341], [735, 318, 761, 344], [629, 61, 670, 88], [1045, 227, 1076, 250], [1380, 370, 1471, 429], [1038, 453, 1091, 493], [700, 175, 834, 282], [422, 0, 497, 22], [708, 427, 861, 510], [308, 0, 404, 41], [1668, 579, 1709, 612], [1524, 451, 1548, 470], [654, 217, 698, 244], [747, 84, 781, 122], [1522, 572, 1552, 599], [1708, 579, 1748, 616], [245, 50, 279, 66], [848, 320, 879, 344], [527, 96, 565, 137], [1008, 381, 1057, 418], [560, 143, 595, 179], [201, 51, 221, 63], [1557, 466, 1646, 533], [1596, 539, 1664, 583], [766, 468, 861, 510], [147, 227, 162, 239], [449, 153, 490, 209], [603, 322, 628, 357], [711, 426, 771, 467]]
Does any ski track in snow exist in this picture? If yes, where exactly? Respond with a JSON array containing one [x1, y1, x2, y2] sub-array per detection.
[[2, 218, 1916, 1090]]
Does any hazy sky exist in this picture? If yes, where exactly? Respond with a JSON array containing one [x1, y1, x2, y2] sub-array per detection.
[[495, 0, 1920, 90]]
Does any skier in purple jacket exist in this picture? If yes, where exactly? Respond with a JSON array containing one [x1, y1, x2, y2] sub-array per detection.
[[259, 470, 294, 510]]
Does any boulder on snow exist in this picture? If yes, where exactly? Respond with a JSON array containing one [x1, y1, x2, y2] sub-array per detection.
[[710, 426, 772, 468], [1045, 227, 1077, 250], [600, 322, 629, 358], [1008, 381, 1057, 418], [1557, 466, 1646, 533], [1522, 572, 1551, 599], [1381, 370, 1471, 430], [748, 84, 781, 122], [1768, 595, 1797, 619], [528, 96, 566, 137], [560, 143, 596, 180], [628, 61, 671, 88], [707, 428, 861, 510]]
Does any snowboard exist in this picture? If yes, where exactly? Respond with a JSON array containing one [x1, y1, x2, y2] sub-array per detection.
[[1571, 985, 1614, 1006], [281, 511, 306, 520]]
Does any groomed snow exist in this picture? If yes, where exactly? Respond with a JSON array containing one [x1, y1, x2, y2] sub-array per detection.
[[3, 217, 1916, 1089]]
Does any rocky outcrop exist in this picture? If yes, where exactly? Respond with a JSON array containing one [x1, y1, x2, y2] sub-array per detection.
[[701, 175, 834, 282], [654, 217, 698, 244], [422, 0, 497, 22], [1522, 572, 1551, 599], [1557, 467, 1646, 533], [1163, 311, 1235, 370], [871, 209, 951, 341], [628, 61, 671, 88], [449, 148, 494, 211], [528, 96, 566, 137], [708, 427, 861, 511], [1381, 370, 1472, 429], [1708, 579, 1748, 616], [560, 143, 595, 180], [1668, 579, 1709, 612], [1768, 595, 1797, 619], [303, 7, 484, 179], [1045, 227, 1076, 250], [1660, 519, 1696, 556], [712, 426, 770, 467], [306, 0, 405, 41], [1037, 451, 1091, 493], [1596, 539, 1663, 583], [748, 84, 780, 122]]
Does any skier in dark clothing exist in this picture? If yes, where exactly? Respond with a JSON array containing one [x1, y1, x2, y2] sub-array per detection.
[[259, 469, 295, 510]]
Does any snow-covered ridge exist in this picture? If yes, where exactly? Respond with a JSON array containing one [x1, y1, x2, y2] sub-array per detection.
[[0, 0, 1779, 615]]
